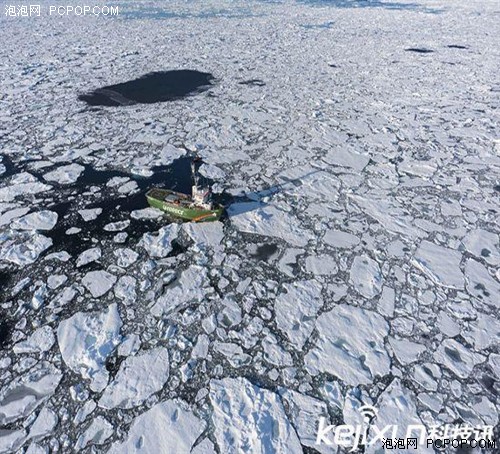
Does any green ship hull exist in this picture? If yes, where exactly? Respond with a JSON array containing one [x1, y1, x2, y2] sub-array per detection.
[[146, 188, 223, 222]]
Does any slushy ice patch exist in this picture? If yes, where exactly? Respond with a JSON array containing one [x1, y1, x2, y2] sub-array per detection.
[[78, 70, 214, 106]]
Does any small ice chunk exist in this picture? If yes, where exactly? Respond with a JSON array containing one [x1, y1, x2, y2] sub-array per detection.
[[57, 304, 121, 390], [0, 207, 30, 227], [437, 311, 461, 337], [389, 338, 426, 365], [113, 248, 139, 267], [11, 210, 58, 231], [104, 220, 130, 232], [378, 286, 395, 317], [75, 416, 113, 449], [140, 224, 180, 258], [130, 207, 163, 220], [76, 247, 101, 268], [305, 304, 390, 385], [0, 429, 26, 453], [183, 221, 224, 248], [82, 270, 117, 297], [279, 388, 332, 453], [107, 400, 205, 454], [13, 326, 55, 354], [47, 274, 67, 289], [99, 347, 169, 409], [210, 377, 302, 453], [0, 181, 51, 202], [27, 407, 58, 441], [464, 259, 500, 309], [462, 313, 500, 350], [0, 233, 52, 265], [0, 365, 62, 425], [275, 280, 323, 349], [462, 229, 499, 266], [413, 241, 464, 289], [350, 255, 383, 298], [323, 229, 360, 248], [412, 363, 441, 391], [305, 254, 338, 275], [43, 164, 85, 184], [78, 208, 103, 222], [433, 339, 485, 379]]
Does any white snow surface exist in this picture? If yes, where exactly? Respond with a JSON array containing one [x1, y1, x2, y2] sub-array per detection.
[[210, 377, 302, 453], [305, 304, 390, 385], [57, 304, 122, 391], [99, 347, 169, 409], [107, 400, 205, 454]]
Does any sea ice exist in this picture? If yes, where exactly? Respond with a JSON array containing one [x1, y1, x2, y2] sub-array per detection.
[[210, 377, 302, 453], [99, 347, 169, 409], [464, 259, 500, 308], [75, 416, 113, 449], [0, 232, 52, 266], [140, 224, 180, 257], [433, 339, 485, 379], [57, 304, 122, 391], [43, 163, 85, 184], [107, 400, 205, 454], [350, 255, 383, 298], [76, 247, 101, 268], [81, 270, 117, 297], [78, 208, 103, 222], [275, 280, 323, 349], [413, 240, 464, 289], [305, 304, 390, 385], [13, 326, 55, 354]]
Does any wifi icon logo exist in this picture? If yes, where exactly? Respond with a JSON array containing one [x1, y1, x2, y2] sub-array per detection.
[[358, 405, 378, 422]]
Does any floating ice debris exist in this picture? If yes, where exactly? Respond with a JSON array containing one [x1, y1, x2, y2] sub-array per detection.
[[13, 326, 55, 354], [42, 163, 85, 184], [279, 388, 332, 453], [130, 207, 163, 220], [323, 229, 360, 248], [76, 247, 101, 268], [0, 232, 52, 266], [0, 180, 51, 202], [0, 207, 30, 227], [113, 248, 139, 267], [57, 304, 122, 391], [228, 203, 312, 247], [183, 221, 224, 249], [464, 259, 500, 309], [0, 429, 26, 453], [210, 377, 302, 453], [65, 227, 81, 235], [305, 254, 338, 275], [27, 407, 58, 441], [323, 148, 370, 172], [75, 416, 113, 449], [0, 364, 62, 425], [389, 338, 426, 365], [103, 220, 130, 232], [413, 240, 464, 289], [140, 224, 180, 258], [433, 339, 485, 379], [350, 255, 383, 298], [305, 304, 390, 385], [81, 270, 117, 297], [99, 347, 169, 409], [275, 280, 323, 349], [78, 70, 214, 107], [151, 265, 209, 316], [462, 228, 499, 266], [365, 380, 433, 454], [107, 400, 206, 454], [78, 208, 103, 222], [11, 210, 58, 231]]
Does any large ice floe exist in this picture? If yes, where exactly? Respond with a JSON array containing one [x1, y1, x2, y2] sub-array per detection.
[[0, 0, 499, 451]]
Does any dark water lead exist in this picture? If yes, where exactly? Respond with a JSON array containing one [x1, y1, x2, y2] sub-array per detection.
[[405, 48, 435, 54], [78, 70, 214, 107]]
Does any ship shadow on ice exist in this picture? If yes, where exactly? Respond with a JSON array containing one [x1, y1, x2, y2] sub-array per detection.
[[78, 70, 214, 107]]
